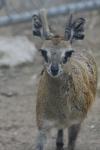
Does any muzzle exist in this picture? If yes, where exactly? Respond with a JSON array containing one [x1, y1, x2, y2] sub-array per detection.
[[51, 64, 59, 76]]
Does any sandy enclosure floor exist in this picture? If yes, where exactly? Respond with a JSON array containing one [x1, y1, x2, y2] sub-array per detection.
[[0, 63, 100, 150], [0, 3, 100, 149]]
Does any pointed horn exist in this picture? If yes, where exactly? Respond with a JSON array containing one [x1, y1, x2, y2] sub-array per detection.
[[39, 9, 54, 39], [65, 14, 73, 41]]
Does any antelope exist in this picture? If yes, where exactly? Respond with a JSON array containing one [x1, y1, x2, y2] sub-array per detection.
[[32, 9, 97, 150]]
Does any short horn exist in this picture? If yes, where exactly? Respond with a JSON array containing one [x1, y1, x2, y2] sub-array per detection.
[[39, 9, 54, 39], [65, 14, 73, 41]]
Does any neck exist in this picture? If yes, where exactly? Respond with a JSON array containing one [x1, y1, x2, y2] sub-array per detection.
[[45, 70, 62, 82], [44, 69, 69, 90]]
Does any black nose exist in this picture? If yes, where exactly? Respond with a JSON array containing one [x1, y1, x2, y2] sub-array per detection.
[[51, 64, 59, 76]]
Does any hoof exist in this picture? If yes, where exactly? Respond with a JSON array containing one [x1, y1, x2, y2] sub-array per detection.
[[56, 145, 64, 150]]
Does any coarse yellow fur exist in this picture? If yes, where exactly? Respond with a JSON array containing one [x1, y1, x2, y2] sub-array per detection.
[[36, 40, 97, 130]]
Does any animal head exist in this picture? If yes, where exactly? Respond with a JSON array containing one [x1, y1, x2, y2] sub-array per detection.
[[32, 9, 85, 78]]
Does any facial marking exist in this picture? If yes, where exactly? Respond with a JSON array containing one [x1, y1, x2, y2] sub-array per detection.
[[40, 40, 73, 78]]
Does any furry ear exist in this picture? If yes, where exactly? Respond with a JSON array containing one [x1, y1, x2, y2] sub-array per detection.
[[65, 15, 85, 43], [32, 14, 42, 37], [32, 9, 54, 40]]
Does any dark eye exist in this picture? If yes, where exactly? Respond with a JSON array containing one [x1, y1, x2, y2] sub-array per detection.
[[40, 49, 48, 62], [63, 50, 74, 64]]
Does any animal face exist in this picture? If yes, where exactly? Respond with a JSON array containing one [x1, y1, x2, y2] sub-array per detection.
[[40, 40, 74, 77], [32, 9, 85, 77]]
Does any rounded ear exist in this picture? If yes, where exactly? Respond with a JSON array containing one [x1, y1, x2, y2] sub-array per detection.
[[32, 14, 42, 37], [65, 15, 86, 43], [32, 9, 54, 40], [32, 14, 44, 50]]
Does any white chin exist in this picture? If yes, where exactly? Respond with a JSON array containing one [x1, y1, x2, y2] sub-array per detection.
[[51, 74, 59, 78], [47, 71, 62, 78]]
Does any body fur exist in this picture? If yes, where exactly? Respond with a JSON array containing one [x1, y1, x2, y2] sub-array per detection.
[[36, 49, 97, 130]]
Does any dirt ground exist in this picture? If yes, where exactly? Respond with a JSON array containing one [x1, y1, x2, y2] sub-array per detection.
[[0, 56, 100, 150], [0, 3, 100, 150]]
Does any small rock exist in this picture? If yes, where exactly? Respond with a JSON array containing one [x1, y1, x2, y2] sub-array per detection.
[[0, 91, 18, 97], [32, 74, 37, 81], [90, 125, 95, 129]]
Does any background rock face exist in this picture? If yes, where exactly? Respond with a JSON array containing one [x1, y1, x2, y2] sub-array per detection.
[[0, 36, 36, 67], [0, 0, 100, 150]]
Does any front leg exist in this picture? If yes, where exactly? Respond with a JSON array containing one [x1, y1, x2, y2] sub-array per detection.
[[56, 129, 64, 150], [35, 130, 47, 150], [67, 124, 81, 150]]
